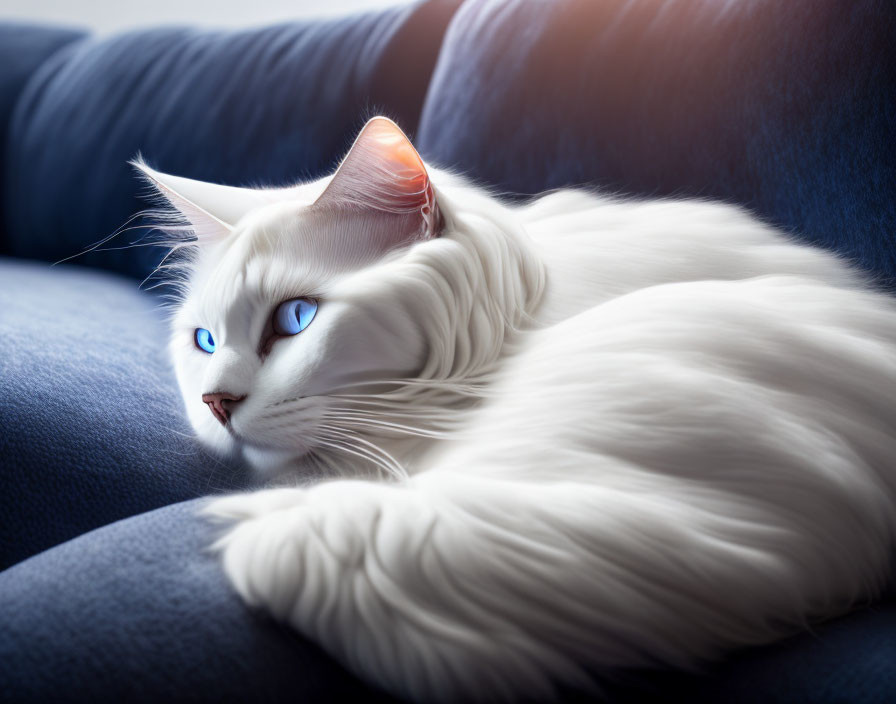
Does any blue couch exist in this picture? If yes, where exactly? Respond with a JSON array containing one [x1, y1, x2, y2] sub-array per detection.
[[1, 1, 894, 701]]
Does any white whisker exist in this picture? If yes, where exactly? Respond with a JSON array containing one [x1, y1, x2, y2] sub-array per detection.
[[312, 430, 403, 482], [316, 426, 408, 481], [323, 410, 456, 439]]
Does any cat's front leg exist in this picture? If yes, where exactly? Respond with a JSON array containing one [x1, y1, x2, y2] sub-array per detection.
[[203, 475, 597, 703]]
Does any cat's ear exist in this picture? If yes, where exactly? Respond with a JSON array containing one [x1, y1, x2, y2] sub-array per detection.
[[314, 117, 440, 241], [131, 159, 272, 240]]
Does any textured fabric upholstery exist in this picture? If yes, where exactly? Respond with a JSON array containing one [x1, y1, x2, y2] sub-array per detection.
[[0, 22, 87, 250]]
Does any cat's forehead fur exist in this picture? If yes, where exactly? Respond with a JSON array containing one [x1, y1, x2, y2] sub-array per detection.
[[186, 194, 416, 319]]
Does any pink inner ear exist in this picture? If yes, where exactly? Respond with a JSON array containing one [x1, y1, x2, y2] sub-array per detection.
[[314, 117, 440, 245]]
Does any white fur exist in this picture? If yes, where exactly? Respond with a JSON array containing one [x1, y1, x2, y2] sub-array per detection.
[[148, 120, 896, 702]]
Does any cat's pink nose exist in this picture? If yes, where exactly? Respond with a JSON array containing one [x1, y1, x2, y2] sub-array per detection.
[[202, 392, 246, 426]]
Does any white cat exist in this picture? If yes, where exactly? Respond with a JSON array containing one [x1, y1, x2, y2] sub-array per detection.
[[136, 117, 896, 703]]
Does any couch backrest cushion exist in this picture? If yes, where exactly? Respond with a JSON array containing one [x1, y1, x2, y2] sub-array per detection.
[[418, 0, 896, 288], [0, 22, 87, 251], [2, 0, 459, 280]]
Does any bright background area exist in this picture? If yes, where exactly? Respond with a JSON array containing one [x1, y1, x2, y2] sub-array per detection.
[[0, 0, 405, 32]]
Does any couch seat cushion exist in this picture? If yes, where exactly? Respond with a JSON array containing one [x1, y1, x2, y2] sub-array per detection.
[[0, 258, 248, 568]]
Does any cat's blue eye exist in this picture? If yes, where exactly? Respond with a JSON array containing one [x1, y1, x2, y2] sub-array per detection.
[[195, 328, 216, 353], [273, 298, 318, 336]]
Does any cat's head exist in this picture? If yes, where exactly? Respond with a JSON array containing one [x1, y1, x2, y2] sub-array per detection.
[[136, 117, 541, 474]]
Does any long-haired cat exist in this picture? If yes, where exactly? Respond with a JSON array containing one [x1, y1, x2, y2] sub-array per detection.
[[135, 117, 896, 703]]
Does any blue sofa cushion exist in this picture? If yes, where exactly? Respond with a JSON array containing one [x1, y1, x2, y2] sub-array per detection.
[[2, 0, 459, 281], [0, 498, 396, 703], [0, 22, 86, 251], [0, 258, 250, 569], [418, 0, 896, 288]]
